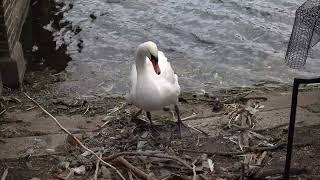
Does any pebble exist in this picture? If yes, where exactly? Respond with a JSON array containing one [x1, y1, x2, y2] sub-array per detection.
[[101, 166, 112, 179]]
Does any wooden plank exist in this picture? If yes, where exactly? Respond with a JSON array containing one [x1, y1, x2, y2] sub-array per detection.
[[8, 0, 29, 51]]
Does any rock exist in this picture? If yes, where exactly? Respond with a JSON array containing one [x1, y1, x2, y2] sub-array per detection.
[[101, 166, 112, 179], [58, 161, 70, 170], [89, 13, 97, 20], [77, 154, 93, 169], [72, 165, 86, 175], [30, 177, 41, 180]]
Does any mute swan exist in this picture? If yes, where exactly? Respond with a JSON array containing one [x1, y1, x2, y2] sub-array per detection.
[[127, 41, 185, 135]]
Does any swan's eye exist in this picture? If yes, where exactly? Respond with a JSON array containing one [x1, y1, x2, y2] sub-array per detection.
[[150, 54, 158, 63], [150, 54, 161, 75]]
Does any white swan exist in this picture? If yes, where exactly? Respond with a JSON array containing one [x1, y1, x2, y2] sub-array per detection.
[[127, 41, 185, 134]]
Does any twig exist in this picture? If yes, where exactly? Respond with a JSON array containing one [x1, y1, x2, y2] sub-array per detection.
[[104, 151, 209, 180], [94, 152, 102, 180], [255, 167, 308, 179], [100, 103, 127, 128], [181, 113, 197, 121], [0, 109, 6, 116], [185, 142, 312, 156], [26, 106, 36, 111], [117, 157, 156, 180], [83, 105, 90, 115], [228, 121, 305, 133], [1, 168, 8, 180], [254, 121, 305, 132], [24, 93, 126, 180], [187, 124, 209, 136], [196, 136, 200, 146], [182, 113, 224, 122], [192, 164, 197, 180], [180, 143, 302, 156], [128, 171, 134, 180], [104, 151, 192, 169], [62, 169, 74, 180]]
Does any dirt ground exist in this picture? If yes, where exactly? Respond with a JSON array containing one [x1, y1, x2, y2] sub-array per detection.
[[0, 69, 320, 180]]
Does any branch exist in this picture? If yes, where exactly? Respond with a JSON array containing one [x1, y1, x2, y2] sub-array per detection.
[[181, 142, 311, 156], [24, 93, 125, 180], [117, 157, 156, 180], [93, 152, 102, 180], [1, 168, 8, 180], [104, 151, 192, 169], [104, 151, 209, 180]]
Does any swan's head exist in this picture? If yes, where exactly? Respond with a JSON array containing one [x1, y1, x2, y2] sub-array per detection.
[[138, 41, 161, 75]]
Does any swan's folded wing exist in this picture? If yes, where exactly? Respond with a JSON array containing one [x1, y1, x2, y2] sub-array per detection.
[[127, 63, 137, 103], [158, 51, 177, 85]]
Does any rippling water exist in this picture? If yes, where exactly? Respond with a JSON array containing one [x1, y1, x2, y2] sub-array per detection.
[[54, 0, 320, 97]]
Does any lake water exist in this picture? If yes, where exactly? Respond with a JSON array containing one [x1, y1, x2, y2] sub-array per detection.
[[53, 0, 320, 98]]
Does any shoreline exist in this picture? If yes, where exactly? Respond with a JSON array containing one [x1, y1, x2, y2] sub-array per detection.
[[1, 68, 320, 179]]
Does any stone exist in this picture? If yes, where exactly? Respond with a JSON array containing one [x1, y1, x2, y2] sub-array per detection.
[[0, 42, 26, 87], [101, 166, 112, 179], [72, 165, 86, 175], [30, 177, 41, 180]]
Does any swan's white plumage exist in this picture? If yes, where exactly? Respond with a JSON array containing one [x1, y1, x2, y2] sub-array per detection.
[[128, 42, 180, 111]]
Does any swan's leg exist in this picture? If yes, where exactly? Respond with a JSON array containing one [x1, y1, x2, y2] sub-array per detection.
[[131, 109, 142, 119], [174, 105, 184, 136], [174, 105, 182, 124], [146, 111, 160, 135], [146, 111, 154, 126]]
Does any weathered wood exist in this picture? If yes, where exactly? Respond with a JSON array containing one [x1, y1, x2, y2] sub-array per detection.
[[0, 0, 30, 49], [0, 0, 30, 88]]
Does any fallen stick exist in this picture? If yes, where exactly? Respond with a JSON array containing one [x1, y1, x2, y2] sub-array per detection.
[[182, 113, 224, 122], [181, 113, 197, 121], [0, 109, 6, 116], [255, 167, 308, 179], [180, 142, 311, 156], [127, 171, 134, 180], [104, 151, 209, 180], [117, 157, 156, 180], [1, 168, 8, 180], [83, 105, 90, 115], [192, 164, 197, 180], [93, 152, 102, 180], [104, 151, 193, 169], [100, 103, 128, 128], [228, 121, 305, 133], [187, 124, 209, 136], [24, 93, 126, 180], [254, 121, 305, 132]]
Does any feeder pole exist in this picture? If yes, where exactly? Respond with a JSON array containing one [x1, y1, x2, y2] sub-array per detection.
[[284, 78, 300, 179]]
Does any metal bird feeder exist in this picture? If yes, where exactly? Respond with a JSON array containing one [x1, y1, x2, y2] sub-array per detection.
[[284, 0, 320, 179]]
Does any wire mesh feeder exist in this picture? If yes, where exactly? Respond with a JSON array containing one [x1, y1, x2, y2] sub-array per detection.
[[284, 0, 320, 179], [285, 0, 320, 69]]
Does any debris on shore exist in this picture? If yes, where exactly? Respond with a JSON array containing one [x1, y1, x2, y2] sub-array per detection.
[[1, 69, 319, 179]]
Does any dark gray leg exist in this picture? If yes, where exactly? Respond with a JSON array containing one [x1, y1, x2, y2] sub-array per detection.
[[131, 109, 142, 119], [146, 111, 154, 126], [146, 111, 159, 134], [174, 105, 183, 136], [174, 105, 182, 124]]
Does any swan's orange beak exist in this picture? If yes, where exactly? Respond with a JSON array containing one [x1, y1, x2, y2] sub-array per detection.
[[150, 56, 161, 75]]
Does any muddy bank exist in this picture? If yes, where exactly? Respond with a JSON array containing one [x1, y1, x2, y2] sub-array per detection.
[[1, 68, 320, 179]]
